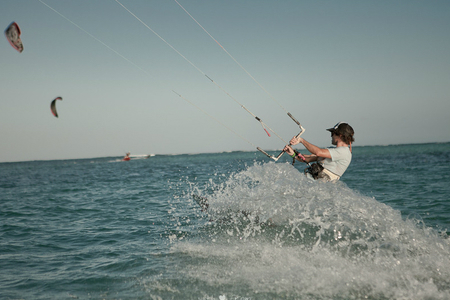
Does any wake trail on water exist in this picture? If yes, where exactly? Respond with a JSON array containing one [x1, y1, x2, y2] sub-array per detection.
[[163, 162, 450, 299]]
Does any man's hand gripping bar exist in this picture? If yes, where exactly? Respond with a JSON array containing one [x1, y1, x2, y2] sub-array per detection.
[[257, 113, 305, 161]]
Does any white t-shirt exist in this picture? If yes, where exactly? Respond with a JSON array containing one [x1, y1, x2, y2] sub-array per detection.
[[321, 146, 352, 176]]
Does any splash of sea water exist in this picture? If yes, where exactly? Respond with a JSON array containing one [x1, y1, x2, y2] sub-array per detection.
[[160, 162, 450, 299]]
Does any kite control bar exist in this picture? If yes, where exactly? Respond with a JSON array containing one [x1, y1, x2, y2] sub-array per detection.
[[257, 112, 305, 162]]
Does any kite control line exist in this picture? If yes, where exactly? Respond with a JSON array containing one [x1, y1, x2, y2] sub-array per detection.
[[173, 0, 301, 127], [174, 0, 306, 142], [115, 0, 283, 141], [43, 0, 304, 160], [174, 1, 312, 161]]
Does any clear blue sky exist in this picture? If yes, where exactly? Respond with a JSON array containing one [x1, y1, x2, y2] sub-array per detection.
[[1, 0, 449, 162]]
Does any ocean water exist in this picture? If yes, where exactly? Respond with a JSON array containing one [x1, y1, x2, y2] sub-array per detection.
[[1, 143, 450, 300]]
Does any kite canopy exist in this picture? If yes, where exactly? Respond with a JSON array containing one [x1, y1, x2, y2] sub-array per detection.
[[50, 97, 63, 118], [4, 22, 23, 53]]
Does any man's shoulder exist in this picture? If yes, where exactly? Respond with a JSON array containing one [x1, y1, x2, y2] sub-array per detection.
[[327, 146, 349, 152], [328, 146, 351, 159]]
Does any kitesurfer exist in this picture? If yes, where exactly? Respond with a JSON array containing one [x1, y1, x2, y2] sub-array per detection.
[[122, 152, 131, 161], [283, 122, 354, 181]]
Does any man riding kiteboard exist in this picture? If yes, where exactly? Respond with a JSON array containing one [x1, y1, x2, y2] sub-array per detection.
[[283, 122, 355, 181]]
